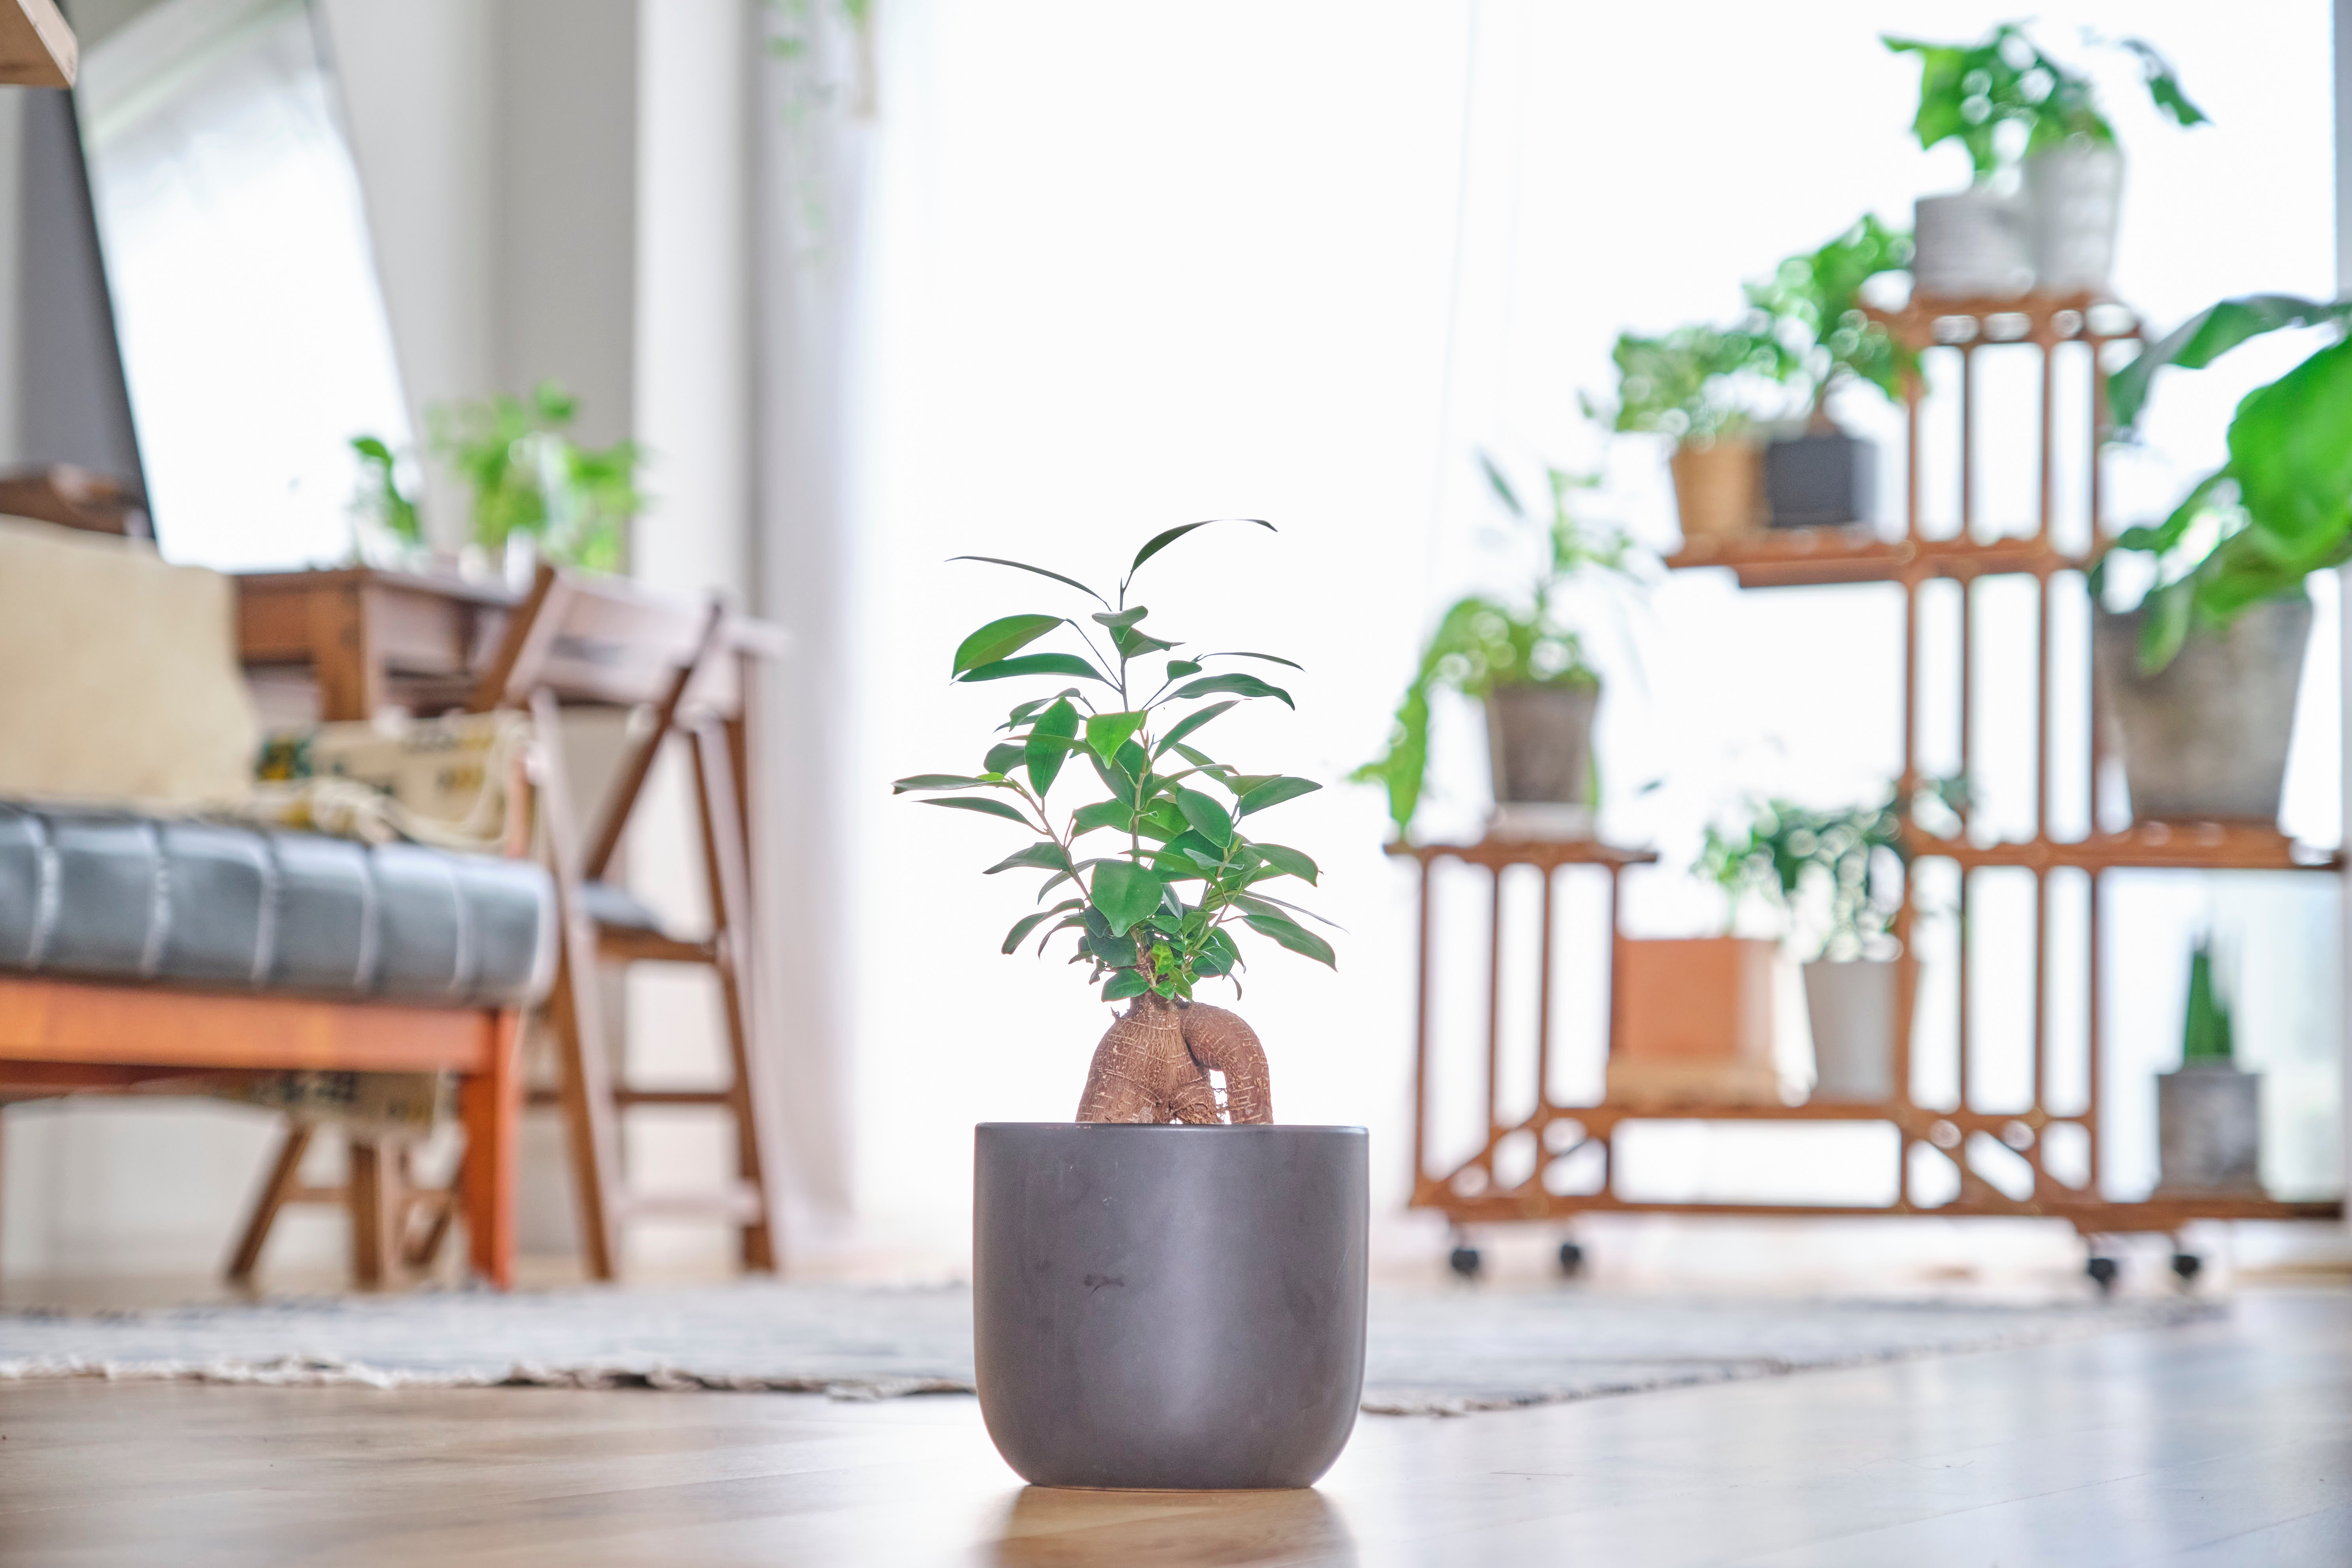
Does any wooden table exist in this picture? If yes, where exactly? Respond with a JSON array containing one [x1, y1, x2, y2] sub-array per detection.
[[236, 567, 519, 721]]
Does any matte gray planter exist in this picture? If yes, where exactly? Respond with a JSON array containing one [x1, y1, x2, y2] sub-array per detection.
[[974, 1123, 1368, 1490], [1484, 682, 1598, 839], [2157, 1064, 2263, 1194], [1803, 958, 1899, 1103], [2094, 598, 2311, 822], [1765, 431, 1876, 529]]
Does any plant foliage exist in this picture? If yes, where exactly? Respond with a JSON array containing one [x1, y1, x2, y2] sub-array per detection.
[[1352, 459, 1642, 838], [2180, 935, 2234, 1064], [428, 381, 644, 573], [348, 434, 422, 547], [898, 522, 1337, 1003], [1882, 23, 2207, 180], [1701, 779, 1964, 962]]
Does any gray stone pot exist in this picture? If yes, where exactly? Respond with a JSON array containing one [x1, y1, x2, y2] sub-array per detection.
[[1765, 431, 1876, 529], [2094, 598, 2311, 823], [1802, 958, 1899, 1103], [1484, 683, 1598, 839], [973, 1123, 1368, 1490], [2024, 145, 2124, 294], [2157, 1064, 2263, 1194]]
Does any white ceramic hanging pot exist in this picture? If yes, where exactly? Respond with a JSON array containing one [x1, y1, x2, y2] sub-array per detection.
[[1911, 187, 2033, 300], [2024, 144, 2124, 296]]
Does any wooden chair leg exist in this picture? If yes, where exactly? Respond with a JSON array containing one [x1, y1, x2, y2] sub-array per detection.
[[459, 1009, 524, 1289], [226, 1122, 314, 1285], [694, 720, 781, 1272], [347, 1139, 397, 1291]]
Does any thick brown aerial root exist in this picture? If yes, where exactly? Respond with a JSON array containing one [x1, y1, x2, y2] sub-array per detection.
[[1075, 992, 1214, 1123], [1178, 1001, 1272, 1124]]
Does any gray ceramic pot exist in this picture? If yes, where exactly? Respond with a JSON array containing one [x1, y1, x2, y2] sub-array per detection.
[[1485, 683, 1598, 806], [1802, 958, 1899, 1103], [2157, 1064, 2262, 1194], [2094, 598, 2311, 823], [973, 1122, 1368, 1490]]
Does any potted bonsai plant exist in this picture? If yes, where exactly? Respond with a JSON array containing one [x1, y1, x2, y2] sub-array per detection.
[[2092, 294, 2352, 823], [1701, 783, 1953, 1103], [1884, 25, 2205, 297], [1353, 458, 1642, 842], [2156, 935, 2261, 1193], [1744, 215, 1913, 530], [1604, 324, 1787, 544], [898, 520, 1366, 1491]]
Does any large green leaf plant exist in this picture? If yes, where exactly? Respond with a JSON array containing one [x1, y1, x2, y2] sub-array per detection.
[[1882, 24, 2206, 181], [896, 522, 1336, 1004]]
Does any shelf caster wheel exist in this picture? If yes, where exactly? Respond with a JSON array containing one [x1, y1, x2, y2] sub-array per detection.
[[1448, 1244, 1482, 1280], [2086, 1256, 2119, 1295], [1557, 1241, 1584, 1278], [2171, 1253, 2203, 1289]]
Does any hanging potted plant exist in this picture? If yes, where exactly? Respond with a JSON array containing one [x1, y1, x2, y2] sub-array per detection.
[[2156, 934, 2261, 1193], [1602, 325, 1788, 545], [1744, 215, 1913, 530], [2093, 295, 2352, 823], [898, 521, 1364, 1492], [1353, 459, 1644, 842], [1883, 25, 2206, 298]]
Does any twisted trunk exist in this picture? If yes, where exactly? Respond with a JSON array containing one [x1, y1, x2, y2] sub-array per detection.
[[1075, 993, 1272, 1125]]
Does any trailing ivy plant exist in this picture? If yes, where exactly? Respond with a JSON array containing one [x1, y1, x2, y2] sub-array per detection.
[[1352, 457, 1641, 839], [2096, 295, 2352, 671], [895, 522, 1335, 1124], [1882, 24, 2206, 181]]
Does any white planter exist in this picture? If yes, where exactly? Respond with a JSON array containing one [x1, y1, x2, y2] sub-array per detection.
[[1912, 188, 2032, 300], [1803, 958, 1899, 1102], [2024, 145, 2124, 296]]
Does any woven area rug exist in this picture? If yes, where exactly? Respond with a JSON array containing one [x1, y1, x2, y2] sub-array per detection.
[[0, 1283, 2220, 1416]]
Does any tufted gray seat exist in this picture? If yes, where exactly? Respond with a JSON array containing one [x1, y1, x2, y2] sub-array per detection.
[[0, 802, 554, 1007]]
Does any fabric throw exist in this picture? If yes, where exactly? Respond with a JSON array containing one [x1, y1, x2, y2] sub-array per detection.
[[0, 1282, 2220, 1415]]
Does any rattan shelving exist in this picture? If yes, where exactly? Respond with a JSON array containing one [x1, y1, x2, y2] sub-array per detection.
[[1401, 293, 2344, 1251]]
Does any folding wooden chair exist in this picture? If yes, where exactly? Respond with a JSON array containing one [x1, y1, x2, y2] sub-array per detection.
[[467, 563, 788, 1280]]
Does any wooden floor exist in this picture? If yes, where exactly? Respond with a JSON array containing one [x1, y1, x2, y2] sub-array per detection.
[[0, 1287, 2344, 1566]]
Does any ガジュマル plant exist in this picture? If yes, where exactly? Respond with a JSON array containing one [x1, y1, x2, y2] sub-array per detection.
[[896, 522, 1336, 1123]]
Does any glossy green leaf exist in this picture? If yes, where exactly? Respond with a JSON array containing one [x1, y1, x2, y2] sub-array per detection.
[[1112, 624, 1180, 660], [1248, 842, 1320, 885], [892, 774, 999, 793], [1002, 899, 1082, 954], [1169, 673, 1293, 709], [952, 613, 1063, 676], [1166, 659, 1203, 676], [1196, 649, 1303, 671], [983, 741, 1026, 775], [1090, 859, 1165, 936], [949, 554, 1109, 608], [960, 652, 1111, 685], [984, 841, 1074, 876], [1237, 776, 1322, 815], [1153, 700, 1236, 757], [1101, 970, 1149, 1001], [1028, 697, 1080, 795], [2109, 295, 2352, 432], [1071, 799, 1132, 836], [920, 796, 1031, 825], [1086, 710, 1148, 762], [1172, 785, 1235, 847], [998, 689, 1081, 731], [1241, 910, 1337, 968], [1091, 606, 1149, 630], [1124, 518, 1274, 581]]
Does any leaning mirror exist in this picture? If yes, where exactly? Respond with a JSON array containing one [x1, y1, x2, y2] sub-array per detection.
[[74, 0, 407, 571]]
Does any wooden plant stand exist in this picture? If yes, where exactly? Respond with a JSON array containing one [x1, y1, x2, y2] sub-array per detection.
[[1402, 294, 2344, 1260]]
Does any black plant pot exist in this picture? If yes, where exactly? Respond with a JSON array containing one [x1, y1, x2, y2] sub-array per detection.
[[1765, 431, 1876, 528], [973, 1122, 1368, 1490]]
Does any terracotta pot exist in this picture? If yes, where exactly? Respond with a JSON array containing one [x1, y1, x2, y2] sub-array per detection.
[[1609, 937, 1778, 1107], [1483, 681, 1597, 839], [2156, 1064, 2262, 1194], [2093, 598, 2311, 823], [1669, 437, 1761, 543]]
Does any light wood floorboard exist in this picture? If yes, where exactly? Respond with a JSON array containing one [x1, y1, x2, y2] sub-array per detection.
[[0, 1289, 2343, 1566]]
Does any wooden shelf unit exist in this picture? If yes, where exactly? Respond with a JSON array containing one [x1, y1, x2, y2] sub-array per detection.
[[1401, 292, 2344, 1242]]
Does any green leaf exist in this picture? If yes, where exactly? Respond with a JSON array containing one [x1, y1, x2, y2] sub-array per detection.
[[985, 841, 1074, 876], [1171, 786, 1235, 847], [948, 554, 1110, 608], [2108, 295, 2352, 432], [1166, 659, 1203, 676], [1240, 910, 1337, 968], [1248, 842, 1320, 885], [998, 690, 1081, 731], [1101, 970, 1149, 1001], [1197, 650, 1303, 670], [1477, 449, 1525, 517], [892, 774, 1000, 793], [1113, 624, 1180, 660], [1091, 606, 1149, 630], [983, 741, 1027, 775], [1002, 900, 1083, 954], [1169, 672, 1293, 709], [961, 652, 1111, 685], [1237, 776, 1322, 815], [1086, 710, 1149, 762], [952, 614, 1063, 676], [1124, 518, 1275, 583], [2138, 579, 2195, 674], [1028, 697, 1080, 795], [1153, 700, 1236, 756], [920, 796, 1031, 825], [1090, 859, 1165, 936], [1071, 799, 1132, 836]]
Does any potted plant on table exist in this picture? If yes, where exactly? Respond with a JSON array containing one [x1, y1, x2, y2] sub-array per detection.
[[1883, 25, 2206, 298], [2092, 295, 2352, 823], [2156, 934, 2261, 1194], [1353, 459, 1643, 842], [897, 520, 1364, 1492]]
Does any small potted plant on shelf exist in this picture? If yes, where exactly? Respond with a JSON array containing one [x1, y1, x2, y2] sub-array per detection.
[[428, 380, 644, 580], [898, 520, 1365, 1492], [1744, 215, 1914, 531], [1883, 25, 2206, 298], [1353, 458, 1643, 843], [1700, 786, 1944, 1104], [2156, 934, 2261, 1194], [1602, 325, 1786, 544], [2093, 295, 2352, 823]]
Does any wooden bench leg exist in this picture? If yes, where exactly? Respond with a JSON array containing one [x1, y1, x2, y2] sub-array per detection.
[[225, 1123, 314, 1286], [460, 1010, 524, 1289], [348, 1140, 396, 1291]]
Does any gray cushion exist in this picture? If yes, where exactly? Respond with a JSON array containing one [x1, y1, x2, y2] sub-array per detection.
[[0, 802, 554, 1007]]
